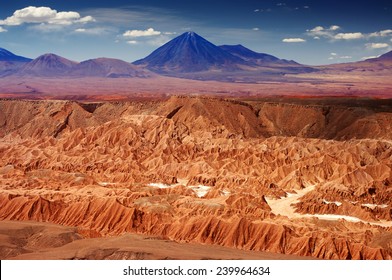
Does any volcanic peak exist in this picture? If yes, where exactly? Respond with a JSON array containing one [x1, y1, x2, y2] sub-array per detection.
[[133, 31, 246, 73], [0, 47, 32, 62]]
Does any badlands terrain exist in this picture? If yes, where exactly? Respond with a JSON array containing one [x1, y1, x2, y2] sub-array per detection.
[[1, 96, 392, 260]]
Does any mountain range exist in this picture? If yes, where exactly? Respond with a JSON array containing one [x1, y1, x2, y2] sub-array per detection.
[[13, 54, 151, 78], [1, 32, 391, 82]]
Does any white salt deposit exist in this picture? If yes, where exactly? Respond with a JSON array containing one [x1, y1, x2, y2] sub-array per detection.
[[361, 203, 388, 209], [98, 182, 116, 187], [221, 190, 231, 196], [147, 183, 172, 189], [323, 199, 342, 206], [307, 214, 362, 223], [147, 180, 212, 197], [189, 185, 211, 198]]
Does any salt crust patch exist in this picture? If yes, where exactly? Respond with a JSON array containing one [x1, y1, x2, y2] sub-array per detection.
[[98, 182, 116, 187], [148, 182, 211, 197], [323, 199, 342, 206], [361, 203, 388, 209]]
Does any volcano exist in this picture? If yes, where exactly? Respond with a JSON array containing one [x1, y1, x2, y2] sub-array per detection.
[[0, 48, 32, 62], [0, 48, 32, 77], [133, 31, 246, 73], [18, 53, 78, 76]]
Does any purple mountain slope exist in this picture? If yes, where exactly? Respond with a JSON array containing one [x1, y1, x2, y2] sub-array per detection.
[[368, 50, 392, 62], [219, 44, 298, 66], [18, 53, 77, 76], [133, 32, 247, 73], [0, 48, 32, 62], [70, 58, 153, 78], [0, 48, 32, 77]]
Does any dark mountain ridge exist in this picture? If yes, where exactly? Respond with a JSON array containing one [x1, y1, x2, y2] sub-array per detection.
[[70, 58, 152, 78], [0, 48, 32, 77], [0, 48, 32, 62], [219, 44, 298, 66], [133, 32, 247, 73]]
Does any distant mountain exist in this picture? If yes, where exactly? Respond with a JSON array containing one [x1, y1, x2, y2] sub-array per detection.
[[366, 50, 392, 62], [70, 58, 152, 78], [133, 32, 246, 73], [318, 50, 392, 73], [18, 53, 77, 76], [0, 48, 32, 62], [0, 48, 32, 77], [219, 44, 298, 66]]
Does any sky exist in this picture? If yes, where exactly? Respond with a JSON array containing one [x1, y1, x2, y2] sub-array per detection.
[[0, 0, 391, 65]]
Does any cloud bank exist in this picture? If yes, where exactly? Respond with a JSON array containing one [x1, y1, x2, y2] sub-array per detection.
[[123, 28, 161, 37], [0, 6, 95, 26], [282, 38, 306, 43]]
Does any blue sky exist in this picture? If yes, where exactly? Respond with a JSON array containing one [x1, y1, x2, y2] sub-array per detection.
[[0, 0, 391, 65]]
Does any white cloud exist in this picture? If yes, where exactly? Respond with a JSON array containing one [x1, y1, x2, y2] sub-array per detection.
[[123, 28, 161, 37], [0, 27, 7, 32], [282, 38, 306, 43], [252, 27, 259, 31], [47, 11, 81, 25], [329, 25, 340, 31], [306, 25, 364, 40], [366, 43, 389, 49], [340, 56, 352, 59], [369, 29, 392, 37], [0, 6, 95, 26], [310, 26, 324, 32], [77, 16, 95, 24], [330, 52, 337, 56], [307, 26, 392, 43], [126, 40, 138, 45], [334, 32, 364, 40], [74, 27, 109, 35], [306, 25, 337, 39], [0, 6, 56, 25]]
